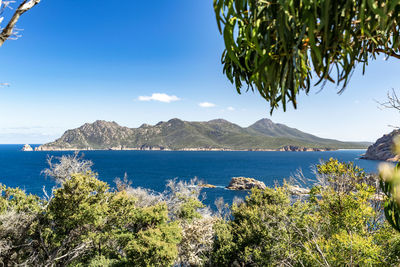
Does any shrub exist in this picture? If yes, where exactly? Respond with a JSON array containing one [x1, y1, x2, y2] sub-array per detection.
[[1, 156, 399, 266], [211, 159, 400, 266]]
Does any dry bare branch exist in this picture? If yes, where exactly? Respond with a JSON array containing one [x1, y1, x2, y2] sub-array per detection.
[[0, 0, 40, 47], [41, 152, 94, 183], [377, 89, 400, 112]]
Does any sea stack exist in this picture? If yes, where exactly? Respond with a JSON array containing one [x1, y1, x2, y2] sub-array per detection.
[[21, 144, 33, 151]]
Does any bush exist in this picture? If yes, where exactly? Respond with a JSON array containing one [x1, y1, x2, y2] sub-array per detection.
[[1, 155, 400, 266], [211, 158, 400, 266]]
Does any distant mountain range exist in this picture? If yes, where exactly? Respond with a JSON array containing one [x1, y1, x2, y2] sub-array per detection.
[[35, 118, 371, 151]]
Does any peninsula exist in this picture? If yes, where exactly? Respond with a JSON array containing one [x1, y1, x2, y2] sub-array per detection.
[[35, 119, 370, 151]]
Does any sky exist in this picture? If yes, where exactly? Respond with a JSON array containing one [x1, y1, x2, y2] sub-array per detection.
[[0, 0, 399, 144]]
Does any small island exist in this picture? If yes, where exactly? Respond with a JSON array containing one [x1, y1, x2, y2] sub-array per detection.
[[21, 144, 33, 151]]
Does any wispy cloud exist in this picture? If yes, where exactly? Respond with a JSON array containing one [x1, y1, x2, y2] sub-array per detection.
[[227, 106, 235, 111], [199, 102, 216, 108], [0, 83, 10, 88], [138, 93, 180, 103]]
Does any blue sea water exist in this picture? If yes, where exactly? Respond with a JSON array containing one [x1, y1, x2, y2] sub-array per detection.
[[0, 145, 381, 207]]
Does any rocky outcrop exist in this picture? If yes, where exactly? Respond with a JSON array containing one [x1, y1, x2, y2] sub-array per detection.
[[361, 130, 400, 162], [21, 144, 33, 151], [198, 183, 217, 188], [278, 145, 332, 152], [226, 177, 266, 190]]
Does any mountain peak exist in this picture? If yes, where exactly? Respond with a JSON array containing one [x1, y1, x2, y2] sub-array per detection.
[[79, 120, 120, 129], [154, 118, 184, 127], [168, 118, 183, 123], [92, 120, 119, 126], [208, 119, 231, 124], [252, 118, 274, 127], [139, 123, 151, 128]]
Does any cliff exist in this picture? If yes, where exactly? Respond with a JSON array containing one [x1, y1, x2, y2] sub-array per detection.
[[361, 130, 400, 162]]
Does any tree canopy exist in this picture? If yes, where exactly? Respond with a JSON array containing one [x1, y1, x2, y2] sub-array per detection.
[[214, 0, 400, 113]]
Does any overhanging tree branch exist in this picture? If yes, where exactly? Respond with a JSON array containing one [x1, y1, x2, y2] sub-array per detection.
[[214, 0, 400, 113], [0, 0, 41, 47], [374, 48, 400, 60]]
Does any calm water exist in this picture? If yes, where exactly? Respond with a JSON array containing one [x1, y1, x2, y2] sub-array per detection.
[[0, 145, 381, 207]]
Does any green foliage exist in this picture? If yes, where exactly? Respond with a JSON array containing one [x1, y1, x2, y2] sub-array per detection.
[[0, 171, 183, 266], [214, 0, 400, 112], [0, 184, 42, 213], [306, 231, 383, 265], [0, 185, 43, 265], [212, 187, 311, 265], [379, 137, 400, 232], [175, 193, 205, 221], [47, 172, 109, 234], [380, 160, 400, 232], [125, 223, 181, 266], [75, 255, 119, 267], [317, 158, 365, 179], [2, 157, 400, 266], [100, 190, 181, 267], [212, 159, 400, 266]]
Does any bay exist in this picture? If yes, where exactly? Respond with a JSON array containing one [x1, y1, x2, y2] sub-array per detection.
[[0, 145, 380, 207]]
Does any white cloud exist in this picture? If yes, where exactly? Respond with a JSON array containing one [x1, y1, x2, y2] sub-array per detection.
[[138, 93, 180, 103], [227, 106, 235, 111], [199, 102, 216, 108]]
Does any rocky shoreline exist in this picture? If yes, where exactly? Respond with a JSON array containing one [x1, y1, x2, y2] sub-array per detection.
[[361, 129, 400, 162], [33, 145, 335, 152]]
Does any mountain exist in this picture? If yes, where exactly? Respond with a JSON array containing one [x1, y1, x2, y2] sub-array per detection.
[[35, 118, 370, 151], [247, 119, 371, 147]]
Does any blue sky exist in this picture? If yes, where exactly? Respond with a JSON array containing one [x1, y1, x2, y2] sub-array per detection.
[[0, 0, 399, 144]]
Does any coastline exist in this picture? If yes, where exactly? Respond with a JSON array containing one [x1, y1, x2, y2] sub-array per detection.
[[33, 147, 338, 152], [337, 148, 367, 151]]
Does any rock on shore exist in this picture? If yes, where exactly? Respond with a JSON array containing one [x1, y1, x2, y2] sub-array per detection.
[[226, 177, 266, 190], [21, 144, 33, 151], [278, 145, 332, 152], [361, 130, 400, 162]]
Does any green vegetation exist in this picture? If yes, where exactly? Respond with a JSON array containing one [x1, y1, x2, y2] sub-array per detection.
[[379, 137, 400, 232], [214, 0, 400, 112], [212, 158, 400, 266], [38, 118, 368, 151], [1, 155, 399, 266], [0, 172, 182, 266]]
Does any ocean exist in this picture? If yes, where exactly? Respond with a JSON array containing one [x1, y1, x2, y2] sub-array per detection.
[[0, 145, 381, 207]]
